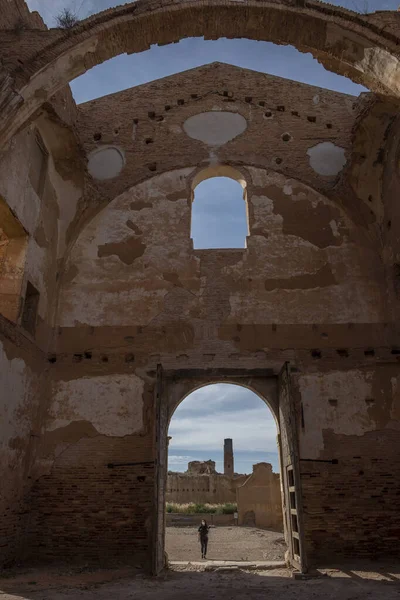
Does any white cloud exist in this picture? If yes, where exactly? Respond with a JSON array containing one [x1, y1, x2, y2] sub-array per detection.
[[175, 383, 276, 416], [168, 455, 194, 464], [169, 384, 278, 453]]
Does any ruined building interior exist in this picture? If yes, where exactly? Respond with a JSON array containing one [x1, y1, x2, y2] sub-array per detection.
[[1, 0, 400, 583]]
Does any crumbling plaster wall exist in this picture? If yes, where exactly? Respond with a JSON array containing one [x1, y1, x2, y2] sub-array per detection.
[[0, 52, 85, 565], [0, 0, 399, 566], [26, 368, 155, 565], [28, 163, 396, 566], [70, 66, 400, 333], [298, 368, 400, 461], [58, 165, 384, 333], [0, 328, 47, 565], [0, 113, 86, 346], [295, 366, 400, 561]]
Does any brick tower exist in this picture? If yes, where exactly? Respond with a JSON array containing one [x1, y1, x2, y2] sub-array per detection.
[[224, 438, 234, 477]]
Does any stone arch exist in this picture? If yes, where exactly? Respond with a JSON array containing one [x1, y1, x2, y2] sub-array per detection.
[[167, 379, 279, 429], [191, 165, 247, 197], [2, 0, 400, 145]]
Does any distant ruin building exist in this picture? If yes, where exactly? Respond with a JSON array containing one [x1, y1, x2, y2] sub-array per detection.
[[237, 463, 282, 530], [167, 440, 283, 529], [167, 467, 246, 505], [187, 459, 216, 475], [167, 439, 247, 504]]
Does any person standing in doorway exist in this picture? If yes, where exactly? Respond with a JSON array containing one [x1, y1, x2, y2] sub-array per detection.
[[198, 519, 210, 559]]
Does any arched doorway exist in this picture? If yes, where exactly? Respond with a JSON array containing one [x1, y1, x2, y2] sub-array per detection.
[[153, 365, 306, 574], [166, 382, 284, 563]]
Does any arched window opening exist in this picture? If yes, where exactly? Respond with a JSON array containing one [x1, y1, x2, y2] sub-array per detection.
[[166, 383, 285, 562], [0, 196, 28, 323], [191, 177, 248, 249]]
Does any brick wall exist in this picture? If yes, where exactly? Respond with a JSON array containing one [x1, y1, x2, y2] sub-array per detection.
[[166, 472, 246, 505], [301, 429, 400, 561], [26, 434, 155, 565], [76, 62, 356, 203], [1, 0, 399, 154], [0, 0, 45, 30], [1, 19, 400, 570]]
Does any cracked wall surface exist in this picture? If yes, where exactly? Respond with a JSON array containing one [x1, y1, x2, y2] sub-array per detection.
[[57, 166, 384, 333], [1, 0, 400, 570]]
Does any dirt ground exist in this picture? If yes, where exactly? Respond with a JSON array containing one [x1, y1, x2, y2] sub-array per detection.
[[0, 564, 399, 600], [166, 525, 286, 561]]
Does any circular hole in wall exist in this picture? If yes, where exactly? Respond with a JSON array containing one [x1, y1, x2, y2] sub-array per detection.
[[282, 133, 292, 142], [307, 142, 347, 177], [87, 146, 125, 180]]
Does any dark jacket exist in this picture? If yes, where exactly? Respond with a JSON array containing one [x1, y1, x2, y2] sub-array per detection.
[[198, 524, 210, 538]]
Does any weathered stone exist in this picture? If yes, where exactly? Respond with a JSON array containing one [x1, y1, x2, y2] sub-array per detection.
[[0, 0, 400, 576]]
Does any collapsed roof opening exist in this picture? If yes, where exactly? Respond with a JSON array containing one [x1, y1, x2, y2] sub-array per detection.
[[70, 41, 366, 104]]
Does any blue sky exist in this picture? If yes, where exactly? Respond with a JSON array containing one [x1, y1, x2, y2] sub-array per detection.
[[192, 178, 248, 248], [168, 384, 279, 474], [26, 0, 398, 477]]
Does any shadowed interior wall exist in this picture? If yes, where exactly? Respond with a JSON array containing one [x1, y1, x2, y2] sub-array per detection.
[[0, 329, 46, 565], [0, 9, 400, 567], [24, 163, 395, 565], [0, 113, 85, 566]]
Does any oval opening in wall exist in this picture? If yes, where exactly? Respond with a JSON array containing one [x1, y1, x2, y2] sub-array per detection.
[[183, 111, 247, 146], [88, 146, 125, 180]]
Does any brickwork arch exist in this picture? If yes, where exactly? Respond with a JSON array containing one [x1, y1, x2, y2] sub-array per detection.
[[167, 378, 279, 429], [2, 0, 400, 146]]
